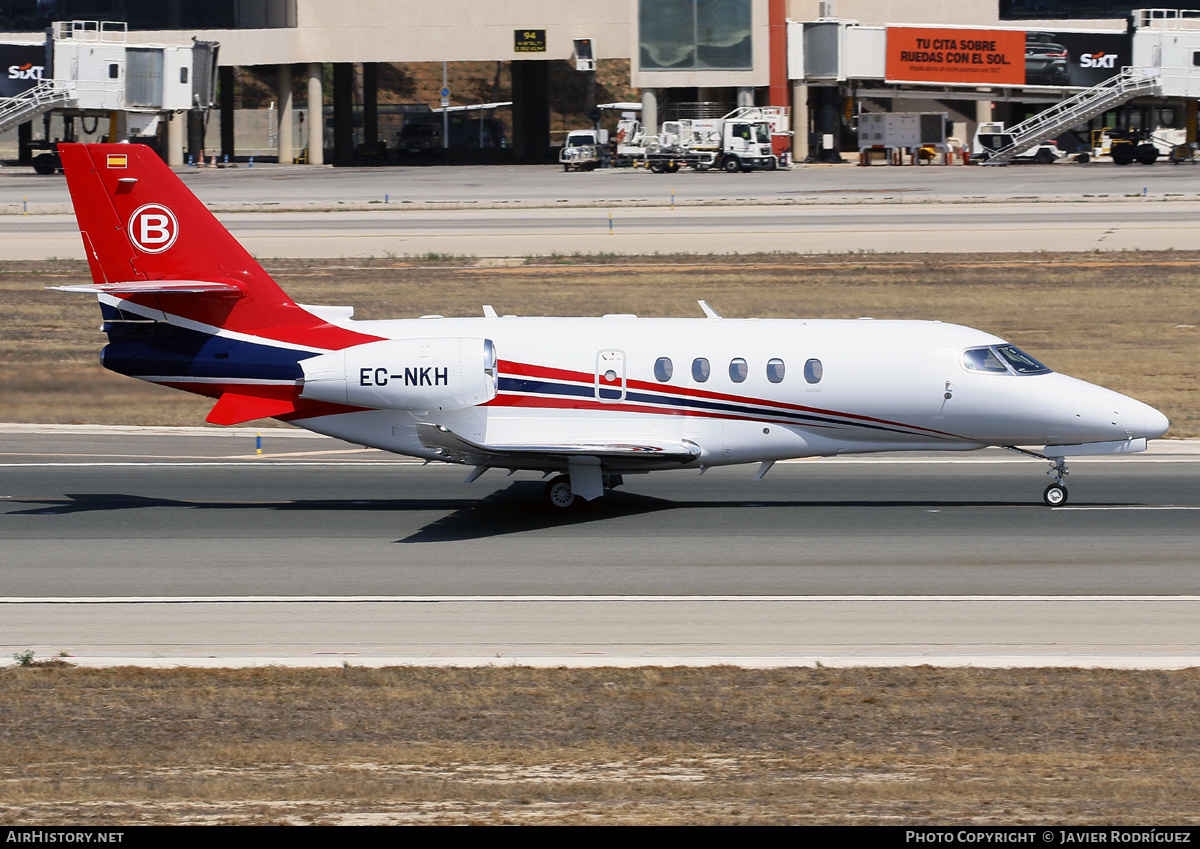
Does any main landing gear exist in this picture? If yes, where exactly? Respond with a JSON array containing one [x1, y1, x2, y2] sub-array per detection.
[[544, 475, 577, 509], [542, 474, 625, 510]]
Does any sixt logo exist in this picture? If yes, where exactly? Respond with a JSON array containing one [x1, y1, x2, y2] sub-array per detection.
[[7, 62, 44, 80], [128, 204, 179, 254], [1080, 52, 1118, 69]]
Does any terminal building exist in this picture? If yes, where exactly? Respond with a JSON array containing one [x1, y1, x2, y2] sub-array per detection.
[[2, 1, 1199, 166]]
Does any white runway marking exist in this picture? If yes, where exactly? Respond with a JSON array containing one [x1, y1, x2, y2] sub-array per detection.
[[1054, 506, 1200, 511], [4, 595, 1200, 604]]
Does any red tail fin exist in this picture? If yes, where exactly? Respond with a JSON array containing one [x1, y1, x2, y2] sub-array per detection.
[[59, 143, 369, 349]]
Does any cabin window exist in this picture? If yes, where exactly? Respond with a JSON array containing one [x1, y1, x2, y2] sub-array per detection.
[[654, 357, 673, 381], [108, 64, 119, 79], [729, 358, 748, 383], [692, 357, 711, 382], [804, 358, 823, 384], [766, 358, 785, 383]]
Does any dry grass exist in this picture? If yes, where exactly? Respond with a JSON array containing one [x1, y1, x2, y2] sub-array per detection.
[[2, 252, 1198, 433], [1, 665, 1198, 825]]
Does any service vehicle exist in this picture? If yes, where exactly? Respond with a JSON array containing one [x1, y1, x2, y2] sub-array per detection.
[[559, 129, 609, 171], [615, 106, 785, 173], [973, 122, 1066, 164]]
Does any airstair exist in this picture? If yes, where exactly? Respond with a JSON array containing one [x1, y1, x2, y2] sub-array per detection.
[[0, 81, 76, 135], [979, 68, 1162, 165]]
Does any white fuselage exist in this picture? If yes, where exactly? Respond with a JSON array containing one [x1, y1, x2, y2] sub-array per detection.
[[292, 314, 1167, 470]]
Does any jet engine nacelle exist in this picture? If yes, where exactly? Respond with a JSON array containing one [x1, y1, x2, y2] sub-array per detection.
[[300, 337, 497, 412]]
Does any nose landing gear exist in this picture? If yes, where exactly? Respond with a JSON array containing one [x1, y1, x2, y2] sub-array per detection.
[[1043, 482, 1068, 506], [1003, 447, 1070, 506], [1044, 456, 1069, 506]]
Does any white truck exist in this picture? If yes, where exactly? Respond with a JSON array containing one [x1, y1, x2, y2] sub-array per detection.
[[973, 121, 1066, 165], [614, 106, 786, 173], [559, 128, 609, 171]]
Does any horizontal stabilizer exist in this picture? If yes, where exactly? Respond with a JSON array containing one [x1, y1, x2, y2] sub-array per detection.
[[207, 392, 301, 426], [417, 423, 701, 469], [50, 280, 245, 297]]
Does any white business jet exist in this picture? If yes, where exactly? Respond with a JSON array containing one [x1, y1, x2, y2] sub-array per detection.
[[54, 143, 1169, 508]]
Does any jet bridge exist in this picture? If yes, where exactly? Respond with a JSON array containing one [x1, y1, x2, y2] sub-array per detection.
[[0, 20, 216, 167], [790, 8, 1200, 164]]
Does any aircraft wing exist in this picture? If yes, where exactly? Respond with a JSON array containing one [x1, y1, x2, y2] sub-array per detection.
[[417, 423, 701, 470]]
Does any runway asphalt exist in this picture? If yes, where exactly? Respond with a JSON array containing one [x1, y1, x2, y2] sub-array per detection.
[[7, 158, 1200, 207], [3, 426, 1198, 667], [7, 161, 1200, 257], [9, 200, 1200, 257]]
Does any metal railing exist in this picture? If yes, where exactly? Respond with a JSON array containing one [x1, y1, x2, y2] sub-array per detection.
[[0, 81, 76, 135], [979, 68, 1161, 165], [52, 20, 128, 42], [1135, 8, 1200, 30]]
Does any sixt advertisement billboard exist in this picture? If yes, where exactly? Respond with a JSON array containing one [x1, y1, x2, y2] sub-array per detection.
[[1035, 30, 1132, 87], [0, 43, 48, 98], [886, 26, 1132, 88]]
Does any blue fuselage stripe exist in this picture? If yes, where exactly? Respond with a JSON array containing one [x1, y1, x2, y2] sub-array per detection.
[[497, 376, 924, 437]]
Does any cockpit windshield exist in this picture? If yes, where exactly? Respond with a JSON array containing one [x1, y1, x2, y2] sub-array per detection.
[[962, 345, 1052, 375], [995, 345, 1051, 374]]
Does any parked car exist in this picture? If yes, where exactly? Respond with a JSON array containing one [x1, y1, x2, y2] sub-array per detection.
[[396, 122, 441, 157]]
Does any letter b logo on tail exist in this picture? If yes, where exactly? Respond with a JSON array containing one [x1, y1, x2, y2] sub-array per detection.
[[128, 204, 179, 253]]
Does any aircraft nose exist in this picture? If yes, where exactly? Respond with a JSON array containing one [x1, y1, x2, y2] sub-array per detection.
[[1070, 388, 1169, 442], [1142, 404, 1170, 440]]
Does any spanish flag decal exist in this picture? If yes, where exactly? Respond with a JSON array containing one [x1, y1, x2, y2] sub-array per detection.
[[106, 153, 128, 168]]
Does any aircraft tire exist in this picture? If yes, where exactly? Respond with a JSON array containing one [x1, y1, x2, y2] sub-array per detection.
[[545, 475, 577, 509], [1043, 484, 1067, 507]]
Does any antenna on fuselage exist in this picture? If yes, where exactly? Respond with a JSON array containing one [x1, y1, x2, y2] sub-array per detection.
[[698, 300, 722, 319]]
